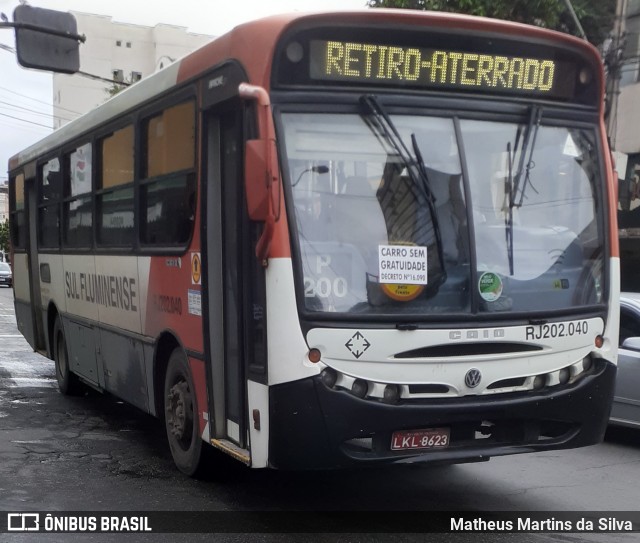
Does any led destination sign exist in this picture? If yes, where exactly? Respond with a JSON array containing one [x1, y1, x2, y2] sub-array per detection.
[[309, 40, 576, 98]]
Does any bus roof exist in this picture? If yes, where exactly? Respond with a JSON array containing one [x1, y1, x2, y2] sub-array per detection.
[[8, 9, 602, 172]]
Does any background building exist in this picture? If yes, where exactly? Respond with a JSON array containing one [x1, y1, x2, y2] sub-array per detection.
[[614, 1, 640, 175], [53, 12, 213, 129], [0, 184, 8, 223], [612, 0, 640, 289]]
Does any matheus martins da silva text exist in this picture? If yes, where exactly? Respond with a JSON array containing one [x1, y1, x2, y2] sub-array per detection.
[[451, 517, 634, 532]]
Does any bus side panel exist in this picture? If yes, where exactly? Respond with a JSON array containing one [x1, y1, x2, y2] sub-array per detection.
[[59, 254, 96, 322], [142, 254, 203, 353], [265, 258, 318, 386], [63, 317, 100, 385], [94, 256, 143, 334], [99, 328, 148, 412], [90, 255, 148, 410], [13, 252, 36, 349], [53, 254, 103, 386], [39, 254, 66, 356], [189, 356, 208, 439]]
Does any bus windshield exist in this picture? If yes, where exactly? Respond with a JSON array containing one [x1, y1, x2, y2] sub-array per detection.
[[282, 110, 604, 317]]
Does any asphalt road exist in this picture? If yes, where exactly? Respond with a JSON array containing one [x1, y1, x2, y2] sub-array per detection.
[[0, 285, 638, 542]]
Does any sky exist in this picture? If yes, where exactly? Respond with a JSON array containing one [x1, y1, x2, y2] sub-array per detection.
[[0, 0, 369, 183]]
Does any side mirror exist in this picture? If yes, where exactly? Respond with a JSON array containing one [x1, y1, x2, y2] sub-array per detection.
[[13, 5, 81, 74], [239, 83, 281, 264], [244, 139, 280, 222]]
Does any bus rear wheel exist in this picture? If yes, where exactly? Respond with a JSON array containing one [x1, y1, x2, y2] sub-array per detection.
[[53, 318, 82, 395], [164, 349, 206, 476]]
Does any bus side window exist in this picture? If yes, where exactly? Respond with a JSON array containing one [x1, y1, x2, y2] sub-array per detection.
[[97, 124, 135, 247], [140, 101, 196, 247], [39, 157, 62, 249], [10, 173, 27, 250], [140, 174, 195, 245], [64, 142, 93, 248], [180, 190, 196, 240]]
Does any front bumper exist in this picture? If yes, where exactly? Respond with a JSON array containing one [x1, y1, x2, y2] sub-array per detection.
[[268, 358, 616, 469]]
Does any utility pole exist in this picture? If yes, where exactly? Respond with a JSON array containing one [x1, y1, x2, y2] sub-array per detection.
[[562, 0, 587, 40]]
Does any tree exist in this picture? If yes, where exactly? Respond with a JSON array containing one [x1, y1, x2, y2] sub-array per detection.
[[105, 78, 133, 99], [366, 0, 615, 46], [0, 218, 9, 257]]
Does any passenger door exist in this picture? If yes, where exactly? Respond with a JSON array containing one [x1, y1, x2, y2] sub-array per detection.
[[201, 66, 269, 457]]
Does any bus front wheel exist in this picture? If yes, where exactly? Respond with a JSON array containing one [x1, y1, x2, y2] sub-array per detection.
[[52, 318, 82, 395], [164, 349, 206, 476]]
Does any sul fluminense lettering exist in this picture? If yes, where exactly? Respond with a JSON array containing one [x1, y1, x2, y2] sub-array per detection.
[[65, 271, 137, 312], [319, 40, 556, 92]]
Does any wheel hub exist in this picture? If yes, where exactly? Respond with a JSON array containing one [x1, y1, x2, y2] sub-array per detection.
[[166, 381, 192, 441]]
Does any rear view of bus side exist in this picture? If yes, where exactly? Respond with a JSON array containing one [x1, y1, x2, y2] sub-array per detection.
[[8, 10, 619, 475]]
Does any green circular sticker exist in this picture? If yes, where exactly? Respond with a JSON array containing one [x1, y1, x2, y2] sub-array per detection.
[[478, 272, 503, 302]]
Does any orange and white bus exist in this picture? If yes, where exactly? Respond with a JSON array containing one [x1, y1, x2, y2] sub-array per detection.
[[8, 9, 619, 475]]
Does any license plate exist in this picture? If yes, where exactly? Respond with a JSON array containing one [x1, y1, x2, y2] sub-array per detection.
[[391, 428, 450, 451]]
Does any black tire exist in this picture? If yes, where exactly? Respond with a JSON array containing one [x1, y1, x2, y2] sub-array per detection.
[[53, 318, 82, 395], [164, 348, 206, 476]]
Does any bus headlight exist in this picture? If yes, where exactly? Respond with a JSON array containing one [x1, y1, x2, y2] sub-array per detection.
[[351, 379, 369, 398], [533, 375, 546, 390], [320, 368, 337, 388], [383, 384, 400, 404]]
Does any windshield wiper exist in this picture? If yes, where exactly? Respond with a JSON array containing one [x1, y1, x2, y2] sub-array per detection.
[[504, 106, 542, 276], [359, 94, 446, 277], [511, 106, 542, 209]]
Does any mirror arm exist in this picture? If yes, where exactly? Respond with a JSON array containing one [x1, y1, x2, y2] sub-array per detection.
[[0, 21, 86, 43], [239, 84, 271, 138], [255, 217, 276, 267]]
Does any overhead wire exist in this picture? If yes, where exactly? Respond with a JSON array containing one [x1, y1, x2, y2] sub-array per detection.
[[0, 113, 53, 130], [0, 80, 81, 132], [0, 100, 75, 123], [0, 118, 50, 135], [0, 85, 83, 117], [0, 111, 52, 129]]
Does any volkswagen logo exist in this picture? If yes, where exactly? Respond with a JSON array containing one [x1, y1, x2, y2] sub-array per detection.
[[465, 368, 482, 388]]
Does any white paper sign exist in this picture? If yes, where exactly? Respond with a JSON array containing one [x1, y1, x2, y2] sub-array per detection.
[[378, 245, 428, 285]]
